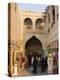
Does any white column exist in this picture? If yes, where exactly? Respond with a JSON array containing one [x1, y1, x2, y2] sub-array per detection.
[[33, 20, 35, 31]]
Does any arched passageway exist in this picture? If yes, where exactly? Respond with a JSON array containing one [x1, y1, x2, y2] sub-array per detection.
[[25, 36, 45, 66], [25, 36, 43, 56], [25, 36, 47, 74]]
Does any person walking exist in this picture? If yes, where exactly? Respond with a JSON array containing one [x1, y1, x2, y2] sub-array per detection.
[[32, 56, 38, 74], [40, 57, 45, 72], [47, 53, 53, 74]]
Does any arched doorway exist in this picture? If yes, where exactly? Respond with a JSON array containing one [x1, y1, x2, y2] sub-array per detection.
[[25, 36, 45, 67], [25, 36, 42, 55]]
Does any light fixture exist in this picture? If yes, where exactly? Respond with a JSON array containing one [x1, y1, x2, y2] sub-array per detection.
[[41, 22, 44, 26]]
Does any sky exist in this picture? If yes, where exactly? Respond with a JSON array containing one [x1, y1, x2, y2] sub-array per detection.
[[17, 3, 48, 12]]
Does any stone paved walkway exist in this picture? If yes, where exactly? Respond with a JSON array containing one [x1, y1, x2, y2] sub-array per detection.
[[12, 66, 49, 77]]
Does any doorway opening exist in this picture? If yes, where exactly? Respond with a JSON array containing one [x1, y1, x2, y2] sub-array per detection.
[[25, 36, 44, 67]]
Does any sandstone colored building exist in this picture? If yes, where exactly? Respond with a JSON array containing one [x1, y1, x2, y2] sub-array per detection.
[[8, 3, 58, 76]]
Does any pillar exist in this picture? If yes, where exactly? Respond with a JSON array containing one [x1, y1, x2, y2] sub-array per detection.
[[33, 20, 35, 31]]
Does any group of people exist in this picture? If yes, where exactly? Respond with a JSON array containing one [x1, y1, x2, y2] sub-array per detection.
[[19, 52, 25, 71], [15, 51, 58, 74], [26, 51, 58, 74], [27, 54, 48, 74]]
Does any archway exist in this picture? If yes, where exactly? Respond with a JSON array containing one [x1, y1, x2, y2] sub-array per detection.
[[25, 36, 45, 57], [35, 18, 44, 29], [25, 36, 44, 67], [24, 18, 33, 29]]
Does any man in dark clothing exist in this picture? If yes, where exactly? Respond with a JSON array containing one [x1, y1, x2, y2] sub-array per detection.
[[32, 56, 38, 74], [41, 57, 45, 72], [27, 54, 31, 67], [44, 57, 48, 71]]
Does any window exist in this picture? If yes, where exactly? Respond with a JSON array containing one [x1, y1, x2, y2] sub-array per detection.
[[24, 18, 33, 29], [52, 6, 55, 23], [51, 22, 54, 28], [48, 13, 50, 23], [35, 18, 43, 29], [48, 27, 50, 33]]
